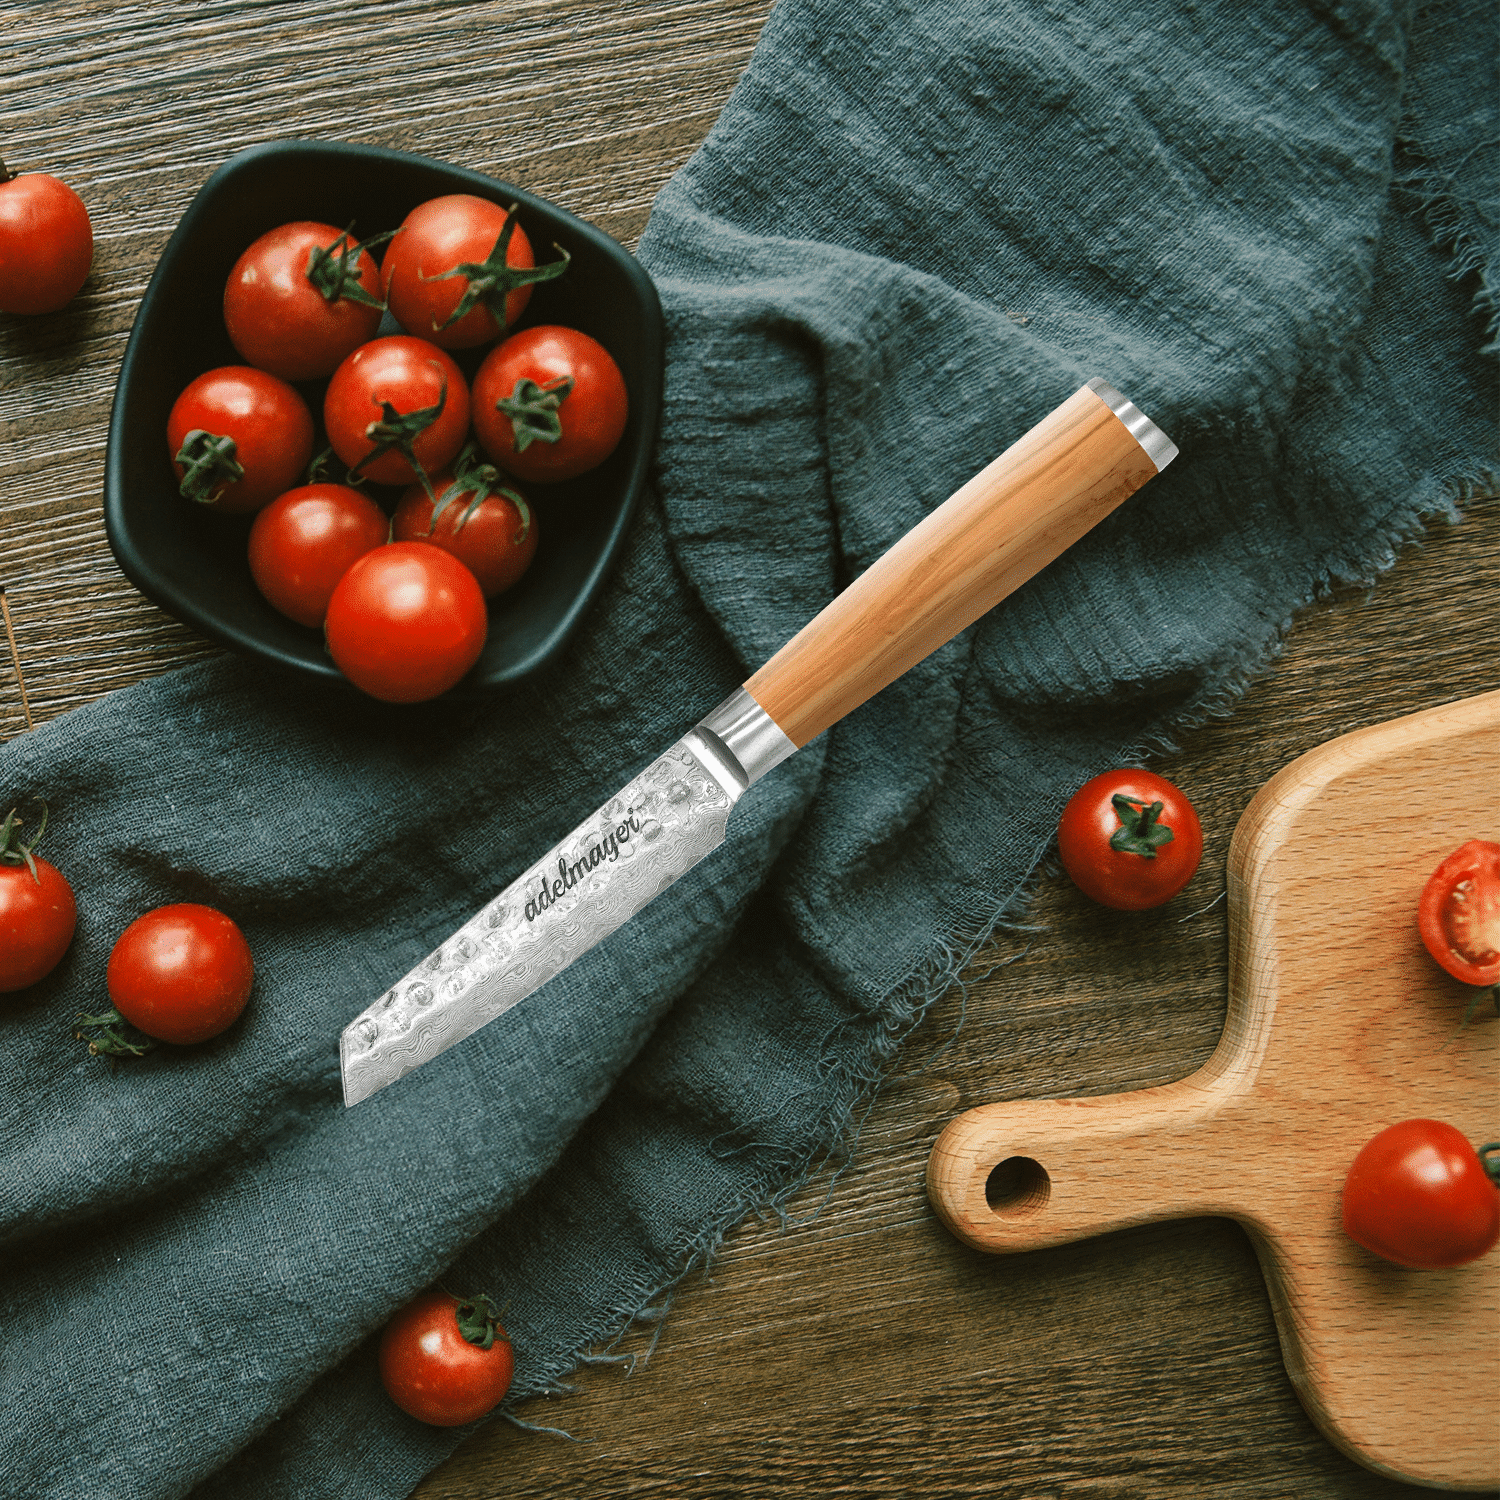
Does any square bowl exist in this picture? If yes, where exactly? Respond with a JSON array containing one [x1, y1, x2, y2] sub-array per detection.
[[104, 139, 663, 697]]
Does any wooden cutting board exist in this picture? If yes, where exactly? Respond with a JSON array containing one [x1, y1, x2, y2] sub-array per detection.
[[927, 689, 1500, 1491]]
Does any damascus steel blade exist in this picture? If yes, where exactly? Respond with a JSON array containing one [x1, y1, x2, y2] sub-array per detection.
[[340, 730, 747, 1107]]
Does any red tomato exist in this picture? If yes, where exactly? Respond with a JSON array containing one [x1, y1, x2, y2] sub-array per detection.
[[167, 366, 315, 514], [0, 165, 93, 315], [392, 454, 537, 598], [1417, 839, 1500, 988], [379, 1290, 514, 1427], [380, 195, 567, 350], [1343, 1119, 1500, 1269], [472, 325, 628, 483], [323, 337, 470, 488], [1056, 768, 1204, 911], [324, 542, 487, 703], [0, 803, 77, 992], [248, 483, 390, 627], [107, 903, 254, 1045], [223, 221, 386, 381]]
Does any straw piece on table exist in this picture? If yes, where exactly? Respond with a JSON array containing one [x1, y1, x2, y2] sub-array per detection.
[[0, 585, 36, 733]]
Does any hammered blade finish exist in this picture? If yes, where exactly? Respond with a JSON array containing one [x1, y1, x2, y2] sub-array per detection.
[[339, 738, 738, 1105]]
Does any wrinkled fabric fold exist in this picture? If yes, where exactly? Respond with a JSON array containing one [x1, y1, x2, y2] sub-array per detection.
[[0, 0, 1494, 1495]]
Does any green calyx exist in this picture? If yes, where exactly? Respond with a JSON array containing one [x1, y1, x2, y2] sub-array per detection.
[[423, 205, 571, 333], [0, 797, 47, 883], [305, 224, 394, 310], [497, 375, 575, 453], [430, 442, 532, 543], [175, 429, 243, 505], [454, 1292, 510, 1350], [0, 159, 15, 184], [349, 371, 451, 504], [1480, 1142, 1500, 1187], [74, 1007, 157, 1059], [1108, 794, 1175, 858]]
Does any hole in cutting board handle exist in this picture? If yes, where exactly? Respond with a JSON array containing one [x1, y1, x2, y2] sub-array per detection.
[[985, 1155, 1051, 1218]]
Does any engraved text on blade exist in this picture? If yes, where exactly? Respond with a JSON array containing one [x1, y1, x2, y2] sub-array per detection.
[[340, 741, 735, 1098]]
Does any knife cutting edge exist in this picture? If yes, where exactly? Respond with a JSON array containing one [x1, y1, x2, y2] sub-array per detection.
[[339, 377, 1178, 1106]]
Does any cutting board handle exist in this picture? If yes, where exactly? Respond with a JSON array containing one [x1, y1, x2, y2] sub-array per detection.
[[744, 380, 1176, 749], [926, 1079, 1250, 1254]]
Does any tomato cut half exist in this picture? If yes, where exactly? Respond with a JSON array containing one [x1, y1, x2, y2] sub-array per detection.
[[1417, 839, 1500, 987]]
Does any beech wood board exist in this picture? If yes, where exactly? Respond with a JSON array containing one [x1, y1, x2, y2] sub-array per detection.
[[928, 690, 1500, 1491]]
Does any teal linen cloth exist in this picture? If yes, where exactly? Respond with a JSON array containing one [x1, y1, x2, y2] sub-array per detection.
[[1, 0, 1494, 1495]]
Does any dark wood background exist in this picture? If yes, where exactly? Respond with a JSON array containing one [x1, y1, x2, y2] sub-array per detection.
[[3, 1, 1495, 1495]]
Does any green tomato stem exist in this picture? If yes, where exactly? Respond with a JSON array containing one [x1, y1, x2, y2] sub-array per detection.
[[422, 204, 570, 332], [453, 1292, 510, 1350], [1108, 793, 1175, 859], [175, 429, 244, 506]]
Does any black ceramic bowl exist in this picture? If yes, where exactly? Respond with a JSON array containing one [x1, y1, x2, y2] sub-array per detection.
[[104, 140, 663, 697]]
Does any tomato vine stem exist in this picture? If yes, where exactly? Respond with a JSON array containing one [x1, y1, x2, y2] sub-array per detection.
[[175, 429, 244, 505], [421, 203, 570, 332], [497, 375, 574, 452], [350, 372, 452, 506], [74, 1006, 157, 1060], [305, 224, 394, 310], [453, 1292, 510, 1350], [429, 441, 531, 540], [1108, 793, 1175, 858]]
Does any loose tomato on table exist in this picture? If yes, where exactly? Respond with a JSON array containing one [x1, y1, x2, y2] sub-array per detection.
[[1342, 1119, 1500, 1270], [324, 541, 487, 704], [223, 221, 388, 381], [472, 324, 628, 483], [0, 801, 76, 993], [392, 445, 537, 599], [380, 195, 568, 351], [379, 1289, 514, 1427], [1417, 839, 1500, 988], [1056, 768, 1204, 911], [0, 160, 92, 315], [167, 366, 315, 514], [248, 482, 390, 627], [99, 902, 254, 1047], [323, 336, 470, 489]]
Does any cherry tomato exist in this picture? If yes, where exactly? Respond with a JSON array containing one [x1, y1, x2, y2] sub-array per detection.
[[379, 1290, 514, 1427], [1417, 839, 1500, 988], [324, 542, 487, 703], [106, 903, 254, 1045], [472, 325, 628, 483], [0, 802, 76, 992], [248, 483, 390, 627], [1342, 1119, 1500, 1269], [380, 195, 567, 350], [1056, 768, 1204, 911], [392, 450, 537, 598], [223, 221, 386, 381], [167, 366, 315, 514], [0, 163, 92, 315], [323, 336, 470, 488]]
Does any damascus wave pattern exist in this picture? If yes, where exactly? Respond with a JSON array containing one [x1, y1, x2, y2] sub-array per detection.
[[339, 737, 739, 1105]]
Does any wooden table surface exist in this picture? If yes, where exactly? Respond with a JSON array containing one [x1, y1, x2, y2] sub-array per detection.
[[3, 2, 1495, 1496]]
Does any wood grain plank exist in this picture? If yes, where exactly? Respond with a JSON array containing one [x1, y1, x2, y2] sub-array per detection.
[[3, 1, 1496, 1494]]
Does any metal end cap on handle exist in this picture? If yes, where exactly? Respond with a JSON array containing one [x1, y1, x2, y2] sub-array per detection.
[[1086, 377, 1178, 472], [696, 687, 797, 787]]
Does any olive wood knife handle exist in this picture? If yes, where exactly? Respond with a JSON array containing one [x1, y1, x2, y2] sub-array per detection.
[[743, 379, 1177, 749]]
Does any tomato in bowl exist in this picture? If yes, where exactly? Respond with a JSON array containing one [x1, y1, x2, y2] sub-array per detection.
[[103, 140, 662, 698]]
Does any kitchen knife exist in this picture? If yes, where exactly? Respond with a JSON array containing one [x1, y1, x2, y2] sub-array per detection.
[[339, 377, 1178, 1106]]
